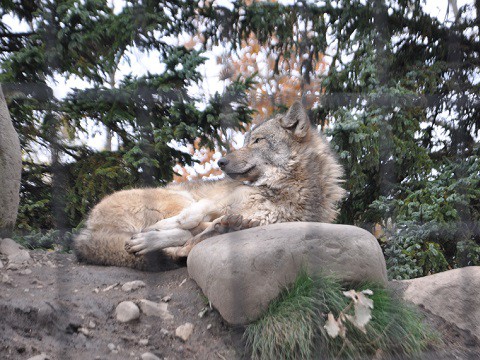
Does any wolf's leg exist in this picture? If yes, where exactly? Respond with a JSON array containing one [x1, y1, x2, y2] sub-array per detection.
[[167, 215, 261, 258], [125, 228, 192, 256], [142, 199, 219, 232]]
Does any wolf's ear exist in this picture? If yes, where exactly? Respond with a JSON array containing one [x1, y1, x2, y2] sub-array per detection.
[[280, 101, 310, 139]]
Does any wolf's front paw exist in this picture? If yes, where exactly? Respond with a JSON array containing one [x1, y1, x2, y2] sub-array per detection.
[[125, 233, 151, 256], [213, 214, 244, 233], [242, 218, 261, 229], [213, 214, 260, 233], [125, 228, 192, 256]]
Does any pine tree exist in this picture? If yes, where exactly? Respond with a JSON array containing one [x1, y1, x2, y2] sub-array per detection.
[[205, 0, 480, 277], [1, 1, 253, 230]]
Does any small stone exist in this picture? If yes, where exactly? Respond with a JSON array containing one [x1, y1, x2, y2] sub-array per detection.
[[24, 288, 29, 292], [141, 352, 161, 360], [175, 323, 194, 342], [88, 320, 96, 329], [27, 353, 48, 360], [207, 324, 212, 330], [122, 280, 146, 292], [138, 299, 174, 320], [46, 261, 56, 268], [161, 294, 172, 303], [6, 262, 20, 270], [103, 283, 119, 292], [1, 274, 11, 284], [0, 259, 3, 268], [116, 301, 140, 323], [138, 338, 149, 346], [78, 327, 90, 336], [160, 328, 169, 337], [198, 307, 208, 318], [107, 343, 116, 351], [93, 288, 99, 293], [179, 278, 187, 287], [20, 268, 32, 275]]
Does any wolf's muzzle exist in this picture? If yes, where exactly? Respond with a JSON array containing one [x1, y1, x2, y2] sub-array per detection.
[[217, 157, 229, 169]]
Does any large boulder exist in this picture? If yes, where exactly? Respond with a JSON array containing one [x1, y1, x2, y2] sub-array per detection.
[[0, 86, 22, 238], [187, 222, 387, 325], [390, 267, 480, 342]]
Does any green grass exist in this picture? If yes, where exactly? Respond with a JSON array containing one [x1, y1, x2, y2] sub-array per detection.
[[12, 229, 75, 252], [244, 272, 437, 360]]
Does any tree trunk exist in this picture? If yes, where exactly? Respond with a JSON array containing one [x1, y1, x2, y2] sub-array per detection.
[[0, 85, 22, 238]]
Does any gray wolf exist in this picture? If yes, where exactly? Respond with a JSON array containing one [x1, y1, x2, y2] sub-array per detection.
[[73, 101, 345, 270]]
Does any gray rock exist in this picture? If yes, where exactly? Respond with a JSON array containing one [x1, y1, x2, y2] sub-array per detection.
[[390, 266, 480, 341], [0, 238, 31, 267], [6, 262, 20, 270], [2, 273, 11, 284], [115, 301, 140, 323], [161, 294, 172, 302], [138, 299, 174, 320], [0, 86, 22, 238], [0, 258, 3, 268], [188, 222, 387, 325], [0, 238, 25, 256], [198, 307, 208, 318], [138, 338, 149, 346], [141, 352, 161, 360], [9, 249, 31, 263], [175, 322, 194, 342], [78, 327, 90, 336], [121, 280, 146, 292]]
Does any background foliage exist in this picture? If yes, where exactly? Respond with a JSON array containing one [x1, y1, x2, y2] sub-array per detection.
[[1, 0, 479, 278]]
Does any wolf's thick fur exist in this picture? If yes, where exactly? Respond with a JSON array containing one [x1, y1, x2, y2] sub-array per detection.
[[74, 101, 345, 270]]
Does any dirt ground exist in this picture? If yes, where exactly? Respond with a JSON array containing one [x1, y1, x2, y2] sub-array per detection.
[[0, 251, 246, 360], [1, 250, 479, 360]]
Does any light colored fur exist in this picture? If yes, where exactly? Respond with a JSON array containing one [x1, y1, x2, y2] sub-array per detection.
[[74, 101, 346, 270]]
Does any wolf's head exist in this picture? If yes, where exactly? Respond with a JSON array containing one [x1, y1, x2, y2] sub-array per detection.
[[218, 101, 326, 186]]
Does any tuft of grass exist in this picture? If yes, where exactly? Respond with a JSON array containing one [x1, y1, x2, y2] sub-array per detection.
[[244, 272, 437, 360], [199, 293, 210, 307]]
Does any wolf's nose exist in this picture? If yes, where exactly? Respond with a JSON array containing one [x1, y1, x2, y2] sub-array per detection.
[[218, 157, 229, 169]]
